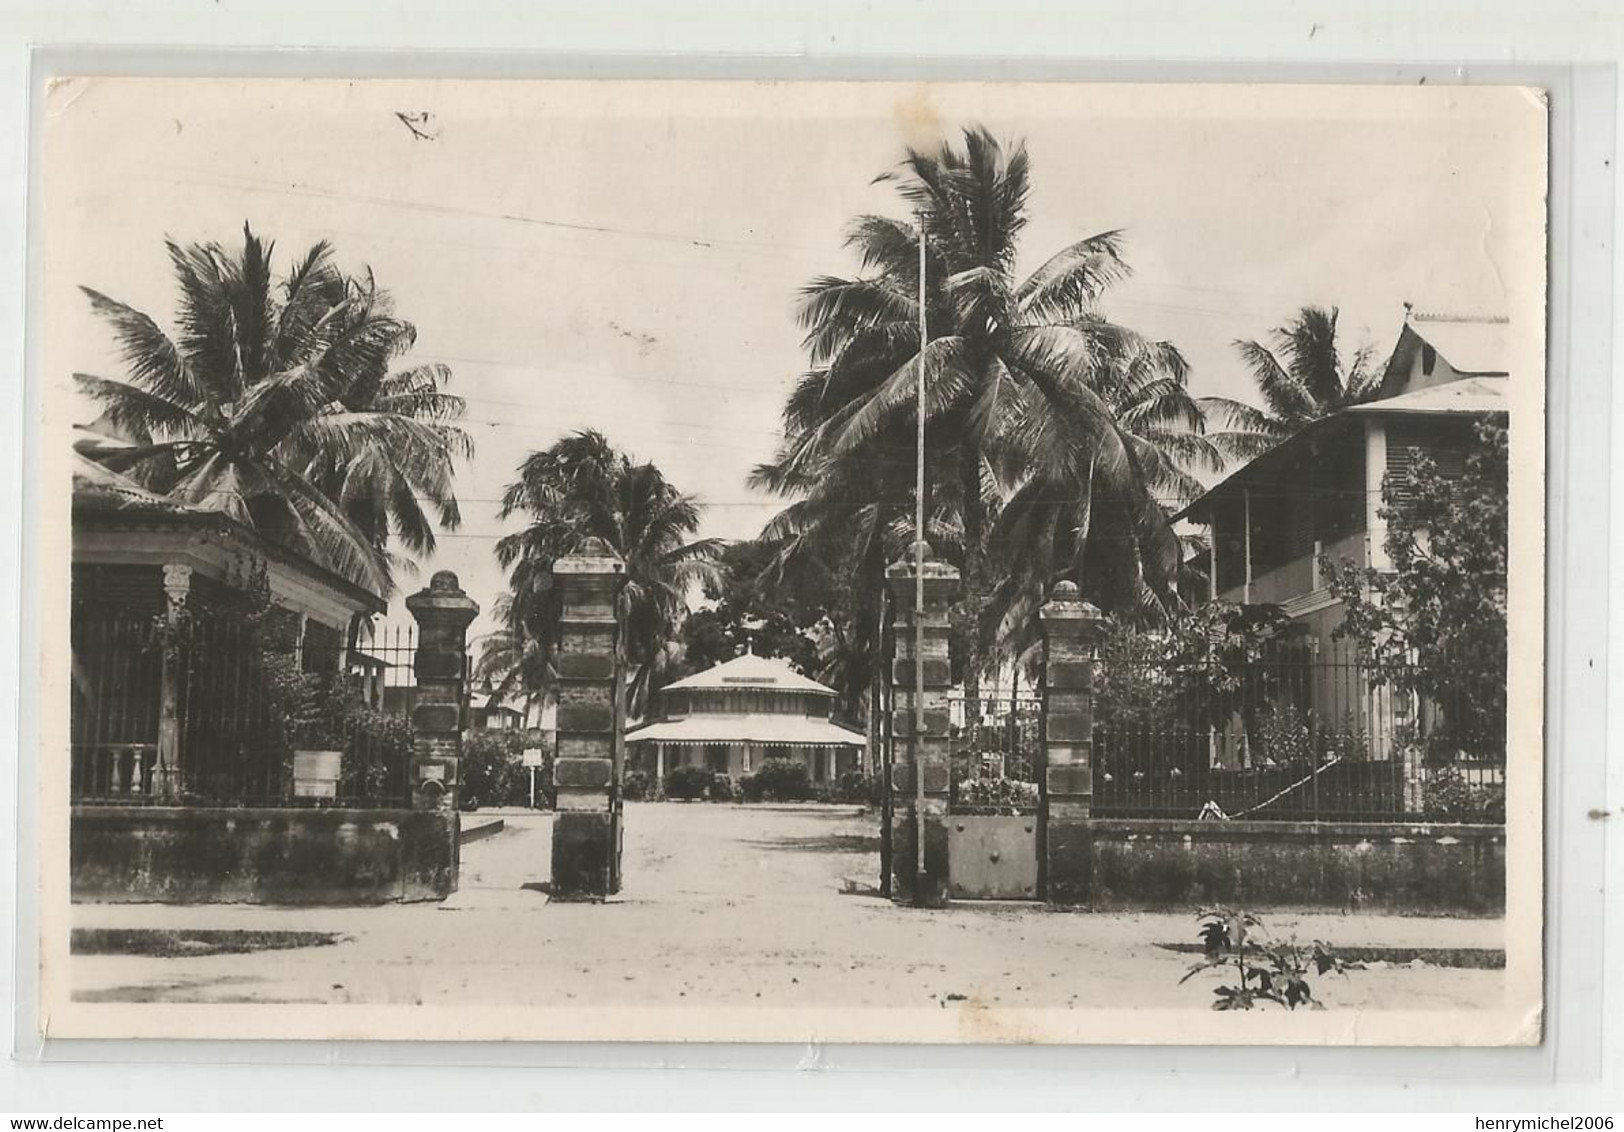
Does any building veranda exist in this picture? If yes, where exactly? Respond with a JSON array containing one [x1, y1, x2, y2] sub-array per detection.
[[626, 650, 867, 789]]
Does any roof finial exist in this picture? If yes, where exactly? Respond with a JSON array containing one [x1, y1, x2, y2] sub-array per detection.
[[745, 633, 755, 656]]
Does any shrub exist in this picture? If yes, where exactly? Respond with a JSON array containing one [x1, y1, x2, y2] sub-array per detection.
[[708, 774, 737, 803], [339, 705, 414, 802], [737, 773, 762, 802], [622, 769, 653, 801], [750, 757, 812, 802], [956, 776, 1040, 815], [1250, 704, 1368, 769], [665, 764, 715, 801], [460, 730, 529, 811], [833, 769, 872, 805], [1422, 769, 1506, 822]]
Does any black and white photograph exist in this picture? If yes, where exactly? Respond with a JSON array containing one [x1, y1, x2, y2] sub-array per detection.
[[33, 77, 1546, 1045]]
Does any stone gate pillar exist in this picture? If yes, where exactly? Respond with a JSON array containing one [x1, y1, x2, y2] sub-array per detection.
[[406, 571, 480, 812], [1039, 580, 1107, 905], [885, 542, 959, 907], [550, 538, 627, 899]]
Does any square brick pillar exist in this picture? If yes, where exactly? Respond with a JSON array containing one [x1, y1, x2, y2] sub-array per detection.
[[1038, 580, 1107, 906], [549, 538, 627, 899], [405, 571, 480, 812], [885, 541, 959, 907]]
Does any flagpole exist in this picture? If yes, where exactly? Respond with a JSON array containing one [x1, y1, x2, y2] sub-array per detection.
[[914, 210, 928, 898]]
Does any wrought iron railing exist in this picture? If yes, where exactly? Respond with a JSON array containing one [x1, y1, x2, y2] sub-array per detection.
[[70, 611, 419, 808], [1090, 649, 1505, 823]]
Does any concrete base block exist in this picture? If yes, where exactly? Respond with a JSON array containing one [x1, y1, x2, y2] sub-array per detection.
[[1045, 818, 1094, 907], [550, 810, 619, 899], [888, 810, 950, 908], [71, 807, 459, 905]]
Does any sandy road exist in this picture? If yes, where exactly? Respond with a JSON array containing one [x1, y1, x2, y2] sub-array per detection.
[[70, 803, 1507, 1020]]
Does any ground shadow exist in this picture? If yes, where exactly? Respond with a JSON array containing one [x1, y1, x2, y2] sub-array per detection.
[[73, 974, 287, 1004], [71, 928, 342, 958], [739, 833, 883, 855]]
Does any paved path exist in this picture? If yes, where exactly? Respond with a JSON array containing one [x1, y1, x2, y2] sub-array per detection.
[[71, 803, 1508, 1018]]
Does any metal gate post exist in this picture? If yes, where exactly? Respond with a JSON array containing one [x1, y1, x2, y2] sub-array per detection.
[[550, 537, 627, 899], [884, 542, 959, 907], [1038, 581, 1107, 906]]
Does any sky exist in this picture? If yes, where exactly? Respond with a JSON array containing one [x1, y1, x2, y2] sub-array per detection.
[[42, 79, 1546, 638]]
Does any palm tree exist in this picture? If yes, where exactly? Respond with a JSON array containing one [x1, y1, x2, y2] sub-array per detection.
[[277, 276, 472, 563], [982, 340, 1249, 665], [770, 126, 1243, 692], [74, 224, 470, 594], [494, 430, 723, 716], [1219, 305, 1381, 442]]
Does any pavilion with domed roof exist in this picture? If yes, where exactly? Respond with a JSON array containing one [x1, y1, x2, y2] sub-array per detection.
[[625, 647, 867, 784]]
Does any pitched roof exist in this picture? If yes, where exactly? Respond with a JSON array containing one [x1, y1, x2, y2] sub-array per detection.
[[660, 652, 835, 696], [1346, 374, 1507, 416], [1173, 376, 1506, 524], [1404, 314, 1510, 375], [71, 452, 192, 515], [1380, 314, 1510, 397], [72, 452, 387, 614], [625, 713, 865, 747]]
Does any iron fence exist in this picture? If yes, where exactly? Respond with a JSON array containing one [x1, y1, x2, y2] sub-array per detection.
[[1090, 647, 1505, 823], [349, 623, 421, 719], [71, 611, 416, 808], [948, 694, 1044, 814]]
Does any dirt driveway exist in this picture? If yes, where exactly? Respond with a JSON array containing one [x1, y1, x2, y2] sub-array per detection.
[[617, 801, 880, 903], [70, 802, 1508, 1026]]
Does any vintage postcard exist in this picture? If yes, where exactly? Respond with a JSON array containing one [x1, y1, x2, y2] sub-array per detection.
[[32, 78, 1546, 1044]]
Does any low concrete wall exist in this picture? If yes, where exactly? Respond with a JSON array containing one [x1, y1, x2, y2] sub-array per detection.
[[71, 807, 460, 905], [1081, 819, 1504, 914]]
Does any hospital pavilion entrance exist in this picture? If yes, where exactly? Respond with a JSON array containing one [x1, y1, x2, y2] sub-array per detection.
[[624, 649, 868, 790]]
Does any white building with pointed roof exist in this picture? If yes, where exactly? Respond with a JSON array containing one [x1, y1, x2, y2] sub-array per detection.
[[626, 649, 866, 785]]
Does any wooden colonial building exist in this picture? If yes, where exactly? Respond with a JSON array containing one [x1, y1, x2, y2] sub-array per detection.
[[626, 650, 866, 784], [1174, 311, 1509, 769], [70, 452, 387, 803]]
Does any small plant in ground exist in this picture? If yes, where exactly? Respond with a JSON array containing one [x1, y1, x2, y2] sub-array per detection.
[[708, 773, 737, 803], [1179, 906, 1361, 1010], [664, 764, 715, 801]]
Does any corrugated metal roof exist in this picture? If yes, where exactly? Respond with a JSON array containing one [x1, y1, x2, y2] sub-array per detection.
[[625, 713, 866, 747], [660, 652, 836, 696]]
